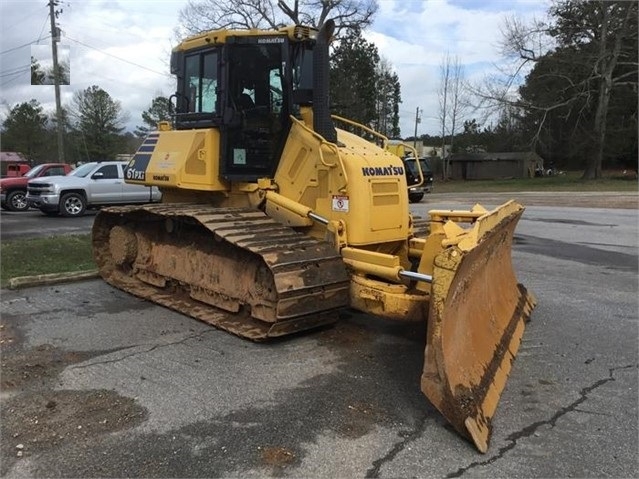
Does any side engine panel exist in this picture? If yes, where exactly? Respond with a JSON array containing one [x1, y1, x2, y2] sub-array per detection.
[[273, 120, 410, 246]]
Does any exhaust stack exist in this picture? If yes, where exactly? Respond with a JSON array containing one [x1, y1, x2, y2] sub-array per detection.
[[313, 19, 337, 144]]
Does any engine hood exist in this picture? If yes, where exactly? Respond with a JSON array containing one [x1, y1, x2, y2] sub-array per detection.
[[0, 177, 27, 188]]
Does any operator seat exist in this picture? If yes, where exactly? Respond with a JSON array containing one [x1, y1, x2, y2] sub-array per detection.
[[238, 93, 255, 110]]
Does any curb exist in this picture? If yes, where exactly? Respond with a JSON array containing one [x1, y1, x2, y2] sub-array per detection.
[[7, 270, 100, 290]]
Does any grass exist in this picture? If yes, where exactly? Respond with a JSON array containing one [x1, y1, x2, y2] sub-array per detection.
[[432, 171, 638, 193], [1, 234, 95, 288]]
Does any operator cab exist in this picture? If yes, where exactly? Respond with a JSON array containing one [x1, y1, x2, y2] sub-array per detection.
[[170, 30, 316, 181]]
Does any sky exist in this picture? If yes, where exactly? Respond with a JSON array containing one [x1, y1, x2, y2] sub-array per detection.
[[0, 0, 549, 141]]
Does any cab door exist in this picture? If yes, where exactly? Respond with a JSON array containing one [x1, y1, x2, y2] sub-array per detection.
[[221, 38, 290, 181], [88, 164, 122, 202], [120, 163, 155, 202]]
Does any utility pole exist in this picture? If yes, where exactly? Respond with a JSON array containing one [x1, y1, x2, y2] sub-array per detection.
[[413, 107, 421, 151], [49, 0, 65, 162]]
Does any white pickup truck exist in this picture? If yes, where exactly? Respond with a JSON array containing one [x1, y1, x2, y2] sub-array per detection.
[[26, 161, 162, 217]]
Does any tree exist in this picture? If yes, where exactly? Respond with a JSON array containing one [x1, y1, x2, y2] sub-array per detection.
[[135, 95, 172, 137], [488, 106, 527, 152], [373, 57, 401, 138], [329, 27, 379, 128], [121, 131, 144, 154], [49, 59, 70, 85], [70, 86, 128, 160], [390, 71, 401, 138], [550, 1, 638, 178], [517, 47, 590, 167], [47, 106, 88, 164], [455, 119, 486, 153], [1, 100, 48, 161], [31, 57, 46, 85], [482, 0, 638, 178], [176, 0, 378, 38], [439, 56, 449, 176], [438, 54, 466, 177]]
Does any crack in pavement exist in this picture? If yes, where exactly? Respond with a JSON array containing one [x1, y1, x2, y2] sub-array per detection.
[[365, 414, 429, 478], [446, 363, 638, 478], [572, 407, 615, 417], [68, 330, 221, 370]]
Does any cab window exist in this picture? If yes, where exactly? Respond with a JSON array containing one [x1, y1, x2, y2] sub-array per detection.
[[44, 167, 66, 176], [94, 164, 119, 179], [269, 68, 283, 114], [185, 51, 218, 113]]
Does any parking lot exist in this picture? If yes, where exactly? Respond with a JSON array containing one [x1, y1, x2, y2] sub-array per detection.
[[0, 209, 96, 241], [1, 193, 638, 477]]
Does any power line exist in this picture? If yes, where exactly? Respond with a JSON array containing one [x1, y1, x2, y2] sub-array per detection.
[[0, 69, 28, 88], [37, 11, 52, 43], [2, 3, 47, 34], [1, 77, 24, 88], [65, 36, 171, 77], [1, 3, 52, 54], [0, 65, 30, 77], [0, 37, 51, 56]]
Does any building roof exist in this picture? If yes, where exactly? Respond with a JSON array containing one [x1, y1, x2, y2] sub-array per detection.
[[449, 151, 543, 162], [0, 152, 28, 163]]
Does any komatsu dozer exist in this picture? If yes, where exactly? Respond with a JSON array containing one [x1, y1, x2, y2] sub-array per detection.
[[93, 21, 536, 452]]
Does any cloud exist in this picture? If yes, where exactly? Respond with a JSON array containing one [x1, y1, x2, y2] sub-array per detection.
[[368, 0, 548, 136], [0, 0, 179, 132], [0, 0, 548, 141]]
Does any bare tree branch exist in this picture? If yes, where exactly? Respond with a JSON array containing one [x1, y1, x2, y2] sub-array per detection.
[[277, 0, 299, 23], [470, 1, 637, 179], [499, 14, 551, 61], [175, 0, 378, 39]]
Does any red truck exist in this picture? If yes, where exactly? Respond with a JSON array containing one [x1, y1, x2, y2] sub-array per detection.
[[3, 163, 31, 177], [0, 163, 73, 212]]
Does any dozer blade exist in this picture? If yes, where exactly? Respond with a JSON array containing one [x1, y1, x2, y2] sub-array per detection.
[[421, 201, 536, 453]]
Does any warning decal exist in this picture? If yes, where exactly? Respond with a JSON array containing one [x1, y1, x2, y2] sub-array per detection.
[[332, 195, 349, 212]]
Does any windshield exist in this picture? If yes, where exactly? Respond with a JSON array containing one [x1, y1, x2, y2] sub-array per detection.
[[419, 158, 432, 175], [70, 163, 97, 178], [405, 158, 432, 176], [404, 159, 419, 177], [24, 164, 45, 178]]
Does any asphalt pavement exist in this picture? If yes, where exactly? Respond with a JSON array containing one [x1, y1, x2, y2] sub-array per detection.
[[0, 196, 637, 477]]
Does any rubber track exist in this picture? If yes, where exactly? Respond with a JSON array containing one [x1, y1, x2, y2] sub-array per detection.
[[93, 204, 351, 340]]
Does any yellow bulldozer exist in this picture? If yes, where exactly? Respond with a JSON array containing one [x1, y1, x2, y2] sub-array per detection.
[[93, 21, 536, 453]]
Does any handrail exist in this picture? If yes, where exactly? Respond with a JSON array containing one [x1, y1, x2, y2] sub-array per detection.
[[331, 115, 389, 147], [398, 142, 419, 160], [289, 116, 348, 190]]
